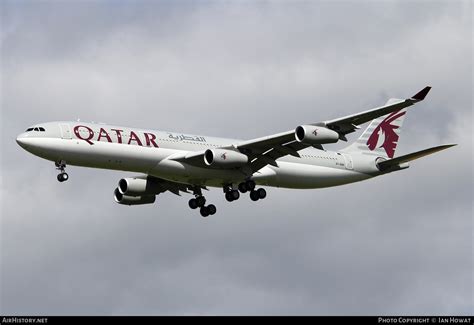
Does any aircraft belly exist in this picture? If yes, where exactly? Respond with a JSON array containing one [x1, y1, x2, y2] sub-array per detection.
[[26, 138, 170, 173], [67, 142, 170, 172], [259, 161, 371, 189], [25, 138, 371, 189], [149, 159, 247, 187]]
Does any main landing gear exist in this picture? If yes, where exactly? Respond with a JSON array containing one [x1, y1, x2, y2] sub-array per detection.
[[55, 160, 69, 182], [224, 184, 240, 202], [188, 180, 266, 217], [250, 188, 267, 201], [188, 189, 216, 217], [224, 180, 267, 202]]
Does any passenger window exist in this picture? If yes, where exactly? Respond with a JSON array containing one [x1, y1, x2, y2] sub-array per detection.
[[39, 127, 45, 131]]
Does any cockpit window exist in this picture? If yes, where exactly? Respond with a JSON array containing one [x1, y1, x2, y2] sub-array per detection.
[[25, 126, 46, 132]]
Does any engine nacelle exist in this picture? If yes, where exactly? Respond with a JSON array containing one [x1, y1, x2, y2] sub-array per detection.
[[114, 188, 156, 206], [118, 177, 163, 196], [295, 125, 339, 144], [204, 149, 248, 168]]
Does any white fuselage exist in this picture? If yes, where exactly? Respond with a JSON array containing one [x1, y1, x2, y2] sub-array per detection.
[[16, 121, 381, 189]]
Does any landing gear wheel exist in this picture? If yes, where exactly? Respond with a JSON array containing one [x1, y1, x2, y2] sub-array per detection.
[[200, 206, 210, 217], [188, 198, 198, 209], [196, 196, 206, 207], [250, 190, 259, 201], [57, 173, 68, 182], [225, 192, 234, 202], [238, 182, 248, 193], [231, 190, 240, 200], [225, 190, 240, 202], [257, 188, 266, 199], [208, 204, 217, 215], [245, 180, 256, 191]]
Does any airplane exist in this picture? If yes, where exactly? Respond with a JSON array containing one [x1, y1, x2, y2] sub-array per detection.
[[16, 86, 455, 217]]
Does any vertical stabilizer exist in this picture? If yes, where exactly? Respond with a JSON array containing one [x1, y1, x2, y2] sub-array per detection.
[[342, 99, 407, 158]]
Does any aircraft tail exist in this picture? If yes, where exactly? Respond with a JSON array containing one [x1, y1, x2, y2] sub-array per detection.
[[342, 98, 408, 158]]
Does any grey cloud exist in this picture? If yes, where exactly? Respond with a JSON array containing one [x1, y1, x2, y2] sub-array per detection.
[[1, 0, 472, 315]]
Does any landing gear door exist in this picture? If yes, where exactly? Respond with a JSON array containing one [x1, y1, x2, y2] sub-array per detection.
[[342, 153, 353, 170], [60, 124, 72, 139]]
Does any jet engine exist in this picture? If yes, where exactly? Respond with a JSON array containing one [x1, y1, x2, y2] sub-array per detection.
[[204, 149, 248, 168], [114, 188, 156, 205], [295, 125, 339, 145], [118, 177, 163, 196]]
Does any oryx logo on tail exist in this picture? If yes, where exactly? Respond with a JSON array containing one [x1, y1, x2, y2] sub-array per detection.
[[366, 110, 406, 158]]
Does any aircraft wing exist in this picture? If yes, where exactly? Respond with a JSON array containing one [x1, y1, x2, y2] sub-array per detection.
[[171, 86, 431, 172], [235, 86, 431, 171], [169, 131, 321, 171], [168, 151, 207, 168], [235, 131, 323, 171], [323, 86, 431, 138]]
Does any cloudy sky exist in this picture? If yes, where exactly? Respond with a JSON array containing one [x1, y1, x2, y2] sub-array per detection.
[[1, 0, 472, 315]]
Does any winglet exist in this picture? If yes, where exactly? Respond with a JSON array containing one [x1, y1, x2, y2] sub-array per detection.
[[411, 86, 432, 101]]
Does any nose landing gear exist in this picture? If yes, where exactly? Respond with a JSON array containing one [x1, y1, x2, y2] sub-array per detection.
[[55, 160, 69, 182]]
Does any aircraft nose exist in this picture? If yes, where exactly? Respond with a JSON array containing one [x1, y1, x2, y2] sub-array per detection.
[[16, 133, 29, 149]]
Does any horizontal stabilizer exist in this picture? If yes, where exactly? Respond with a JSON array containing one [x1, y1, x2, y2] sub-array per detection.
[[377, 144, 456, 171]]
